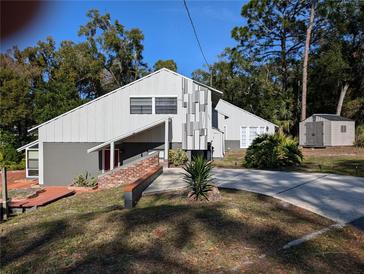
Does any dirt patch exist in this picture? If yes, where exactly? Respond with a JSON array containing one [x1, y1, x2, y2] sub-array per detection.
[[301, 146, 363, 157]]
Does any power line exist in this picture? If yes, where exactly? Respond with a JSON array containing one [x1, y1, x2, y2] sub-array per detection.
[[183, 0, 211, 71]]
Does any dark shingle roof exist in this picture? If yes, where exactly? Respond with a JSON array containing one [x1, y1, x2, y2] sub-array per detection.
[[313, 114, 353, 121]]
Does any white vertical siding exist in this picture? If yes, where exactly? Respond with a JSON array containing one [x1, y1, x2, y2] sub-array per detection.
[[215, 100, 276, 141], [38, 70, 192, 143]]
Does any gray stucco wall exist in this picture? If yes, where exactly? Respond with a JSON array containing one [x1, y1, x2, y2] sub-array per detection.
[[43, 142, 101, 186]]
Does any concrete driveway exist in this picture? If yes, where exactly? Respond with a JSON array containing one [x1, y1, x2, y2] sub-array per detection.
[[145, 168, 364, 224]]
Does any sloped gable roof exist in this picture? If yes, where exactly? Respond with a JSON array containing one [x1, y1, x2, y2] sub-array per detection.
[[215, 99, 278, 127], [28, 68, 223, 132], [313, 114, 353, 122]]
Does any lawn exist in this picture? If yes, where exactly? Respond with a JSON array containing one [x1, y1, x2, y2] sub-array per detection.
[[213, 147, 364, 177], [1, 188, 363, 273]]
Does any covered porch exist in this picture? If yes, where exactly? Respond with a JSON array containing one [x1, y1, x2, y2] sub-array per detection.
[[87, 118, 171, 173]]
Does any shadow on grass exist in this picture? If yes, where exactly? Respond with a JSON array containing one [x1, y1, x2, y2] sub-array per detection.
[[1, 191, 363, 273]]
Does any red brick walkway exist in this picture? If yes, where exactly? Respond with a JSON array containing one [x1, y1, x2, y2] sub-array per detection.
[[6, 187, 75, 208]]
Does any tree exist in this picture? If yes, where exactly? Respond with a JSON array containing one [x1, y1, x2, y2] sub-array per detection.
[[0, 53, 35, 143], [308, 0, 363, 121], [301, 0, 317, 121], [231, 0, 307, 94], [78, 9, 148, 91], [1, 8, 151, 158], [153, 59, 177, 72]]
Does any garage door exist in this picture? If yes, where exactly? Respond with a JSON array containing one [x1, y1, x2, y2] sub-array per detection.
[[240, 126, 265, 148]]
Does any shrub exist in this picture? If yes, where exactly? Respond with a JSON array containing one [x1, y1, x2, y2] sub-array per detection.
[[183, 154, 213, 200], [244, 133, 303, 169], [168, 148, 188, 166], [354, 126, 364, 147], [72, 172, 97, 187]]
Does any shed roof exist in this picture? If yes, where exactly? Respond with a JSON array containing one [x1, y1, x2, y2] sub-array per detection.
[[313, 114, 353, 122]]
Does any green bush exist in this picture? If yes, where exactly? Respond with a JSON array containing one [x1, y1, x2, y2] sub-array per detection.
[[5, 158, 26, 170], [354, 126, 364, 147], [168, 148, 188, 166], [72, 172, 97, 187], [0, 129, 24, 168], [244, 133, 303, 169], [183, 154, 213, 200]]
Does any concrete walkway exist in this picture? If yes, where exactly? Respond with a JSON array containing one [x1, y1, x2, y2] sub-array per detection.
[[145, 168, 364, 224]]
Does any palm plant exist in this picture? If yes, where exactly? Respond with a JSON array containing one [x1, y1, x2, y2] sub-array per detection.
[[244, 133, 302, 169], [183, 154, 214, 201]]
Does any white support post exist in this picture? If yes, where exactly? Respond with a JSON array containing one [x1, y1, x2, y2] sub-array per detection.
[[164, 119, 169, 161], [110, 142, 115, 170], [38, 141, 44, 185]]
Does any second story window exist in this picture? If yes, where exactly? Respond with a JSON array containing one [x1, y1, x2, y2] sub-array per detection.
[[130, 97, 152, 114], [155, 97, 177, 114]]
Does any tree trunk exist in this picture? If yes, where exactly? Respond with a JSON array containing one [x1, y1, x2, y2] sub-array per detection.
[[336, 83, 349, 115], [301, 0, 316, 121]]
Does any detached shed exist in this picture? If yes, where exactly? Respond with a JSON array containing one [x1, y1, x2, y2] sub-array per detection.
[[299, 114, 355, 147]]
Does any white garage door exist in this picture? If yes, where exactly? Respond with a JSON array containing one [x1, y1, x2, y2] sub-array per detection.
[[240, 126, 266, 148]]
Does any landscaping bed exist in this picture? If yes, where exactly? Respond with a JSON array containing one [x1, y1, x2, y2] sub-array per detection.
[[0, 188, 363, 273]]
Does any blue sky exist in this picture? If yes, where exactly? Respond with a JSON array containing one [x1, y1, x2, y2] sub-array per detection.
[[1, 0, 246, 76]]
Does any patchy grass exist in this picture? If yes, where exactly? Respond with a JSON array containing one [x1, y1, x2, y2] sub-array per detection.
[[0, 188, 363, 273], [292, 155, 363, 177], [213, 148, 364, 177], [213, 150, 246, 168]]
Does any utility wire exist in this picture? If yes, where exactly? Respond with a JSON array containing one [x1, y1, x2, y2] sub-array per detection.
[[183, 0, 212, 85]]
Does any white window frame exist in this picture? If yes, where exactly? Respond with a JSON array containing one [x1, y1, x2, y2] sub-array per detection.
[[26, 147, 39, 178], [129, 95, 178, 115], [240, 126, 266, 148], [130, 97, 153, 114], [155, 96, 178, 114], [240, 126, 249, 148]]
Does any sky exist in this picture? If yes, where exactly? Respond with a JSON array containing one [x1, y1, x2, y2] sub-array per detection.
[[1, 0, 246, 76]]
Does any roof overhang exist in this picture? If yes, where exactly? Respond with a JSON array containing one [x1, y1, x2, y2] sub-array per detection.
[[87, 118, 170, 153], [16, 140, 39, 152]]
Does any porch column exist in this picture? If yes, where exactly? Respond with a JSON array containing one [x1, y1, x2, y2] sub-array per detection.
[[110, 142, 115, 170], [164, 119, 169, 161]]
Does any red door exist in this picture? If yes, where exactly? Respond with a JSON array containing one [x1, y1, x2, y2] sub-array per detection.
[[104, 149, 119, 171]]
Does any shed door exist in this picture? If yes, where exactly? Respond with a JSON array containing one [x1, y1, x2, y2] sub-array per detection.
[[305, 122, 323, 146]]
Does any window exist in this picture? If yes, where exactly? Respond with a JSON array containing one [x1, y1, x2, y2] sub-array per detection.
[[155, 97, 177, 114], [27, 149, 39, 177], [130, 97, 152, 114], [341, 125, 347, 133]]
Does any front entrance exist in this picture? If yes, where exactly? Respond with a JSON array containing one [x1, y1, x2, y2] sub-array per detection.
[[103, 149, 120, 171]]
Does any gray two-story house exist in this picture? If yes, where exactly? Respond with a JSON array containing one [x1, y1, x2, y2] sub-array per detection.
[[17, 68, 276, 185]]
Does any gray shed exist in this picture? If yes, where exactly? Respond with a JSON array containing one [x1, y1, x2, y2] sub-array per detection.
[[299, 114, 355, 147]]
